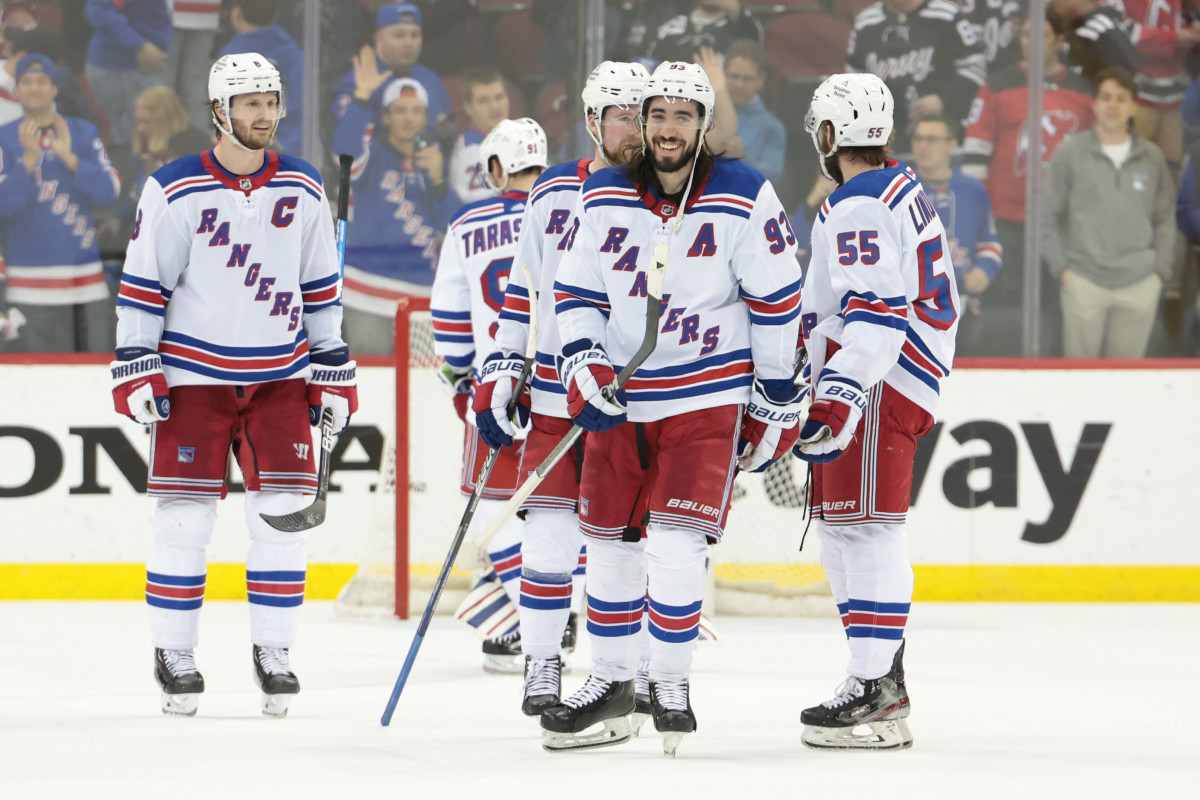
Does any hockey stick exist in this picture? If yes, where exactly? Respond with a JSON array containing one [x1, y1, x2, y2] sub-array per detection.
[[466, 243, 670, 557], [260, 154, 354, 533], [380, 261, 540, 726]]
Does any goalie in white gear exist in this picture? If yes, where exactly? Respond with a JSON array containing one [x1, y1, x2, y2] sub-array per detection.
[[431, 118, 549, 673], [112, 53, 354, 719], [795, 73, 960, 750], [474, 60, 653, 721]]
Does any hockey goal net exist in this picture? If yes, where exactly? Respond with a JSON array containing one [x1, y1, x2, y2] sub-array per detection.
[[336, 298, 831, 619]]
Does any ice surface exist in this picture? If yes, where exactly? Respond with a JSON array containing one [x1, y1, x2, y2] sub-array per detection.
[[1, 602, 1195, 798]]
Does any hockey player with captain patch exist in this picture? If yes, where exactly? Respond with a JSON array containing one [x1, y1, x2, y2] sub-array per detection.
[[794, 72, 960, 750], [546, 60, 804, 756], [472, 60, 651, 719], [112, 53, 356, 719], [431, 117, 557, 673]]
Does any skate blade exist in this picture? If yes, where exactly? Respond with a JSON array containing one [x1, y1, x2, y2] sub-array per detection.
[[662, 730, 691, 758], [801, 719, 913, 750], [483, 654, 524, 675], [542, 717, 632, 752], [161, 691, 198, 717], [630, 710, 651, 738], [261, 693, 294, 718]]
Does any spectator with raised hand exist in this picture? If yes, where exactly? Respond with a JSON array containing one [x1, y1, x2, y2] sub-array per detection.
[[220, 0, 304, 155], [1042, 67, 1175, 358], [330, 2, 451, 137], [333, 76, 458, 354], [84, 0, 172, 146], [0, 54, 122, 353], [724, 39, 783, 183], [692, 44, 742, 158], [448, 67, 510, 205]]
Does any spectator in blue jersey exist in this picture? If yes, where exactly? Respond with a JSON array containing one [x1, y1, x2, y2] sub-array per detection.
[[163, 0, 221, 132], [449, 67, 511, 205], [219, 0, 304, 155], [330, 2, 451, 139], [911, 116, 1003, 356], [84, 0, 172, 146], [724, 40, 784, 184], [333, 75, 458, 355], [0, 54, 122, 353]]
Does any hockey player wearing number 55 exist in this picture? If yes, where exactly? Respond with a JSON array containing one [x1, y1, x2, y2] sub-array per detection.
[[546, 60, 805, 756], [794, 73, 959, 750], [110, 53, 357, 719]]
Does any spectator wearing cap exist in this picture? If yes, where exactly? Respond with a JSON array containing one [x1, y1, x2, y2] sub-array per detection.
[[724, 39, 784, 184], [0, 54, 122, 353], [84, 0, 173, 146], [449, 67, 510, 205], [1, 26, 100, 128], [332, 73, 459, 354], [219, 0, 304, 155], [330, 2, 451, 139]]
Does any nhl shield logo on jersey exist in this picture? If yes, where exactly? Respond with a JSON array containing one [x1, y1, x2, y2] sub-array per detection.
[[661, 203, 675, 216], [177, 447, 195, 463], [239, 177, 252, 191]]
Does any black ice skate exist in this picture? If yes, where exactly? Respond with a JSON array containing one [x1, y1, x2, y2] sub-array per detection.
[[252, 645, 300, 718], [650, 677, 697, 757], [482, 628, 522, 674], [630, 660, 652, 737], [540, 674, 635, 752], [800, 641, 911, 750], [521, 655, 562, 717], [560, 612, 578, 655], [154, 648, 204, 716]]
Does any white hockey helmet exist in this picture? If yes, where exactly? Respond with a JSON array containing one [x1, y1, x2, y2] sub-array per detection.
[[479, 117, 549, 192], [805, 73, 894, 179], [208, 52, 285, 149], [582, 61, 649, 160], [640, 61, 715, 135]]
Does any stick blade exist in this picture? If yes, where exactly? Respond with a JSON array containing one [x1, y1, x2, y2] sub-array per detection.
[[260, 499, 326, 532]]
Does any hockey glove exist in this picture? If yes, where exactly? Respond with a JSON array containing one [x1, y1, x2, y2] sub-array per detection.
[[438, 362, 473, 423], [111, 347, 171, 424], [559, 339, 626, 433], [308, 346, 358, 436], [793, 373, 867, 464], [472, 352, 531, 449], [737, 377, 808, 473]]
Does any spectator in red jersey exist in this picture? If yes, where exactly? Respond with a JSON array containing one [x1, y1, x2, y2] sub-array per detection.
[[963, 11, 1095, 354]]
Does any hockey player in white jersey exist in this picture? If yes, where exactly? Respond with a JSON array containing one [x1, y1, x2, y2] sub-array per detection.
[[431, 117, 548, 673], [472, 61, 649, 717], [110, 54, 356, 718], [794, 73, 960, 750], [545, 61, 805, 756]]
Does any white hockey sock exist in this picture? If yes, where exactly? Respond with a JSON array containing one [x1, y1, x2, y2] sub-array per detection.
[[570, 544, 587, 614], [518, 509, 580, 658], [245, 491, 308, 648], [644, 524, 707, 682], [584, 537, 646, 682], [816, 520, 851, 632], [147, 497, 217, 650], [475, 497, 523, 608], [838, 522, 913, 680]]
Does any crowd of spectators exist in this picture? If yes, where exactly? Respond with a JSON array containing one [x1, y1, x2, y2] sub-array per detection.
[[1, 0, 1200, 359]]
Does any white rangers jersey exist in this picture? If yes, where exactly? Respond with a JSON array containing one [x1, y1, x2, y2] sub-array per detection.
[[804, 160, 960, 416], [556, 158, 802, 423], [494, 158, 594, 419], [116, 150, 345, 386], [430, 191, 530, 375]]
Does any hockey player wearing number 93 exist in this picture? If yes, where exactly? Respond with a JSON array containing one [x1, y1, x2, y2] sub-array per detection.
[[109, 53, 357, 719], [544, 60, 806, 756], [794, 72, 960, 750]]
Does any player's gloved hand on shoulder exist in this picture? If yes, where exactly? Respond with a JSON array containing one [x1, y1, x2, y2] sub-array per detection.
[[438, 362, 473, 423], [472, 352, 531, 449], [308, 346, 358, 435], [111, 347, 171, 424], [559, 339, 626, 432], [737, 377, 808, 473], [793, 372, 867, 463]]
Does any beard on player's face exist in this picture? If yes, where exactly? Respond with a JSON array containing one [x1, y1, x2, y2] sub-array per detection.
[[648, 131, 698, 175], [230, 115, 275, 150]]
